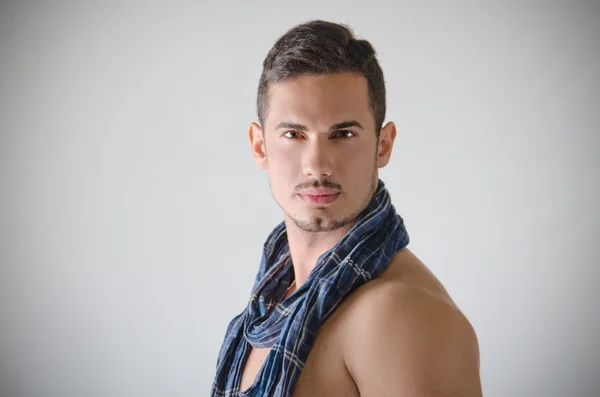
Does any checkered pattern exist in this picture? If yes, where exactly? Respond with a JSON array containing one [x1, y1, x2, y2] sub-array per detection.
[[211, 179, 410, 396]]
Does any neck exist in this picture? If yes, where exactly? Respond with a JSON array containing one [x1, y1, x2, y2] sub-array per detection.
[[283, 215, 357, 293]]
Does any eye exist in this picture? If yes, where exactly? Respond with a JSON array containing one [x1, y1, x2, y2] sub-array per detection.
[[283, 130, 304, 139], [333, 130, 356, 139]]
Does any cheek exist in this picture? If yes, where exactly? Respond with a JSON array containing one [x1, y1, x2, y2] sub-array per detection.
[[268, 143, 301, 165], [270, 151, 299, 169], [267, 149, 300, 183], [344, 148, 375, 172]]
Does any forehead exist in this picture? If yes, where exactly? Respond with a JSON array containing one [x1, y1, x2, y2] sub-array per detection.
[[265, 73, 372, 130]]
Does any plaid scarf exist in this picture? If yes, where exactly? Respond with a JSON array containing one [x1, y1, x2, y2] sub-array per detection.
[[211, 179, 410, 396]]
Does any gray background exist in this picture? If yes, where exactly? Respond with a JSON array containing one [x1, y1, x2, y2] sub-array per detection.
[[1, 1, 598, 396]]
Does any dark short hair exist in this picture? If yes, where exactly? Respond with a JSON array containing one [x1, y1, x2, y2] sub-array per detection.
[[257, 20, 386, 137]]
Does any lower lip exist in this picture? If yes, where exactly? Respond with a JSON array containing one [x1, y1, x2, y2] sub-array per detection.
[[298, 193, 341, 205]]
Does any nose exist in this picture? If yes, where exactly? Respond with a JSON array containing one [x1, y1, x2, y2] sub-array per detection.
[[302, 138, 333, 178]]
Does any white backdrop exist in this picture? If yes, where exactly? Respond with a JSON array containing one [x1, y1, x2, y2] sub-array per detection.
[[1, 1, 598, 396]]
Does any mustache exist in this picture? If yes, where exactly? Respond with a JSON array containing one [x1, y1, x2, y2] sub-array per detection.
[[296, 179, 342, 191]]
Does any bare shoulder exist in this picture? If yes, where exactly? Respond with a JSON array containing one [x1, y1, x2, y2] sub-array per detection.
[[339, 248, 482, 396]]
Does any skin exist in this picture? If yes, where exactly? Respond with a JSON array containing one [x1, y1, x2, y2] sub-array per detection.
[[246, 72, 482, 396]]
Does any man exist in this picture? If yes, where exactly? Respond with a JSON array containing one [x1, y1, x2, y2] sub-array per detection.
[[212, 20, 481, 397]]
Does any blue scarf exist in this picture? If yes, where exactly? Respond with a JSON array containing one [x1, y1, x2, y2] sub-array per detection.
[[211, 179, 410, 396]]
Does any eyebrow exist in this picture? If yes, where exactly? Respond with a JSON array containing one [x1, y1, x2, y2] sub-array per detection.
[[274, 120, 364, 131]]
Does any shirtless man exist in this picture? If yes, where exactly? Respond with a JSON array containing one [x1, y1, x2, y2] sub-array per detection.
[[211, 20, 482, 396]]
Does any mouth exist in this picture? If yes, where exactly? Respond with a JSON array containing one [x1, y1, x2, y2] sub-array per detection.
[[297, 192, 341, 206]]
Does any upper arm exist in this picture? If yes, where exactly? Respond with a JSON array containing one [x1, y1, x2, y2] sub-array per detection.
[[343, 284, 482, 397]]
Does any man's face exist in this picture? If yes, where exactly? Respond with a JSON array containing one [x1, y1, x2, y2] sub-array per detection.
[[250, 72, 394, 233]]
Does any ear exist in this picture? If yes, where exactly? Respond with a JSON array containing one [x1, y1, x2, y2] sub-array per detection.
[[249, 122, 268, 169], [376, 121, 397, 168]]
